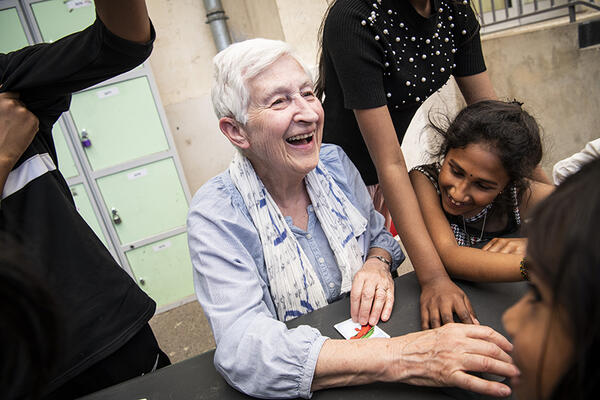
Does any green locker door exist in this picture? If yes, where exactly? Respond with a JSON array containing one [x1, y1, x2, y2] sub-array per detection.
[[0, 7, 29, 53], [31, 0, 95, 42], [96, 158, 188, 245], [52, 122, 79, 179], [126, 233, 194, 307], [69, 77, 170, 171], [70, 183, 109, 247]]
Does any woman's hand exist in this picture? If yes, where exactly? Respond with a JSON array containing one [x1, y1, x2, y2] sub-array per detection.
[[482, 238, 527, 256], [419, 276, 478, 329], [392, 323, 518, 397], [350, 257, 394, 326]]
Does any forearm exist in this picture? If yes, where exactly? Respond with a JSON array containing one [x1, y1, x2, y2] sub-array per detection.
[[439, 245, 523, 282], [378, 161, 450, 284], [312, 338, 396, 390], [95, 0, 151, 43]]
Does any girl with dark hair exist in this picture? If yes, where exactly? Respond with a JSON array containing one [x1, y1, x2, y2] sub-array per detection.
[[409, 100, 554, 281], [503, 157, 600, 400]]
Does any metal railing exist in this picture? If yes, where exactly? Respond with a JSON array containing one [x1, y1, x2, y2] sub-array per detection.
[[476, 0, 600, 31]]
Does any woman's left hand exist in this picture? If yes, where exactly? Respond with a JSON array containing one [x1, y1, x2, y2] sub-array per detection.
[[481, 238, 527, 255], [350, 258, 394, 326]]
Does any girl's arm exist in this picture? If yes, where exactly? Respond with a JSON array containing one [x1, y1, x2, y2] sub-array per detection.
[[520, 180, 555, 218], [410, 170, 523, 282], [354, 106, 476, 328]]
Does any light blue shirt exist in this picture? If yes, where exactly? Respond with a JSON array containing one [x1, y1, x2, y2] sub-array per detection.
[[187, 144, 404, 398]]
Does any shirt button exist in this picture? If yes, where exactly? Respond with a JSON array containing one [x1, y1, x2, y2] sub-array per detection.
[[329, 282, 335, 288], [306, 234, 312, 239], [318, 257, 325, 264]]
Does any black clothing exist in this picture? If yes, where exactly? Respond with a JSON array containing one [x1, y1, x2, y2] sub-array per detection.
[[0, 18, 162, 394], [322, 0, 486, 185]]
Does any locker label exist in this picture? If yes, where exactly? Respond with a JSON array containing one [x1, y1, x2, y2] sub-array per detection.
[[153, 241, 172, 252], [65, 0, 93, 11], [97, 87, 120, 99], [127, 168, 148, 180]]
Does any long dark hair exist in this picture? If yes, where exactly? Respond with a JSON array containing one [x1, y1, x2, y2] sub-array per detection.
[[315, 0, 337, 101], [525, 158, 600, 400], [430, 100, 543, 208]]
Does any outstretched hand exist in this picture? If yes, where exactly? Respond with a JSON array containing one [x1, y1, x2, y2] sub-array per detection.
[[419, 276, 478, 329], [394, 323, 518, 397], [350, 257, 394, 326]]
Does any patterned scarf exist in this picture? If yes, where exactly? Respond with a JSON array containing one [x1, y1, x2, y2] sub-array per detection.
[[229, 151, 367, 321]]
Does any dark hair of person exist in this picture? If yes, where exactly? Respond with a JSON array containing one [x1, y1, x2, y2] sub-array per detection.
[[525, 158, 600, 400], [315, 0, 337, 101], [429, 100, 543, 211], [0, 234, 63, 399]]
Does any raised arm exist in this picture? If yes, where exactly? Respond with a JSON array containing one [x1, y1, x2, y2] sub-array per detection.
[[354, 106, 476, 328], [410, 169, 523, 281], [0, 93, 38, 194], [95, 0, 151, 43]]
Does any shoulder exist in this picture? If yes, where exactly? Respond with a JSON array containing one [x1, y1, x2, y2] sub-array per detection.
[[188, 170, 248, 227], [319, 143, 355, 179]]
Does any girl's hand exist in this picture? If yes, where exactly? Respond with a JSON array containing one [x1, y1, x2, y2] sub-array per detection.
[[482, 238, 527, 256], [420, 276, 478, 329], [350, 258, 394, 326]]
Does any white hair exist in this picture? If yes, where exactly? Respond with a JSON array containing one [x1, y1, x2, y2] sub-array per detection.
[[211, 38, 313, 124]]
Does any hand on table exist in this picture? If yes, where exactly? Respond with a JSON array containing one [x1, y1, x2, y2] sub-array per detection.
[[419, 276, 478, 329], [482, 238, 527, 256], [393, 323, 518, 397], [0, 92, 39, 168], [350, 257, 394, 326]]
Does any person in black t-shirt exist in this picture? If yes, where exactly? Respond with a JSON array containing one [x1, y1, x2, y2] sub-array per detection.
[[317, 0, 497, 332], [0, 2, 169, 398]]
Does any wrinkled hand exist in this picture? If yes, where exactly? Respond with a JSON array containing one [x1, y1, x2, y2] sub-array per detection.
[[420, 276, 477, 329], [0, 92, 39, 168], [482, 238, 527, 256], [393, 323, 518, 397], [350, 258, 394, 326]]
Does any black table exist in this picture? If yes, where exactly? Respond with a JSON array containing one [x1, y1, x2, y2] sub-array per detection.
[[81, 272, 527, 400]]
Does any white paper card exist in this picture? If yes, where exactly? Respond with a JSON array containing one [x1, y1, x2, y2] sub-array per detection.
[[334, 318, 390, 340], [65, 0, 92, 11], [153, 241, 172, 252], [127, 168, 148, 180], [97, 87, 119, 99]]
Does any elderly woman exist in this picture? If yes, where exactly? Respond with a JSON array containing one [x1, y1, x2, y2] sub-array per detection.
[[187, 39, 518, 399]]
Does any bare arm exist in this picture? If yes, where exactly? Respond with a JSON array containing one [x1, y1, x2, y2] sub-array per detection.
[[312, 323, 517, 397], [354, 106, 476, 328], [455, 71, 496, 105], [95, 0, 151, 43], [410, 170, 523, 281], [0, 93, 38, 194]]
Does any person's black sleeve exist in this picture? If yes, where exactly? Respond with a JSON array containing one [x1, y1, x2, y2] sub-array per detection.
[[453, 0, 486, 77]]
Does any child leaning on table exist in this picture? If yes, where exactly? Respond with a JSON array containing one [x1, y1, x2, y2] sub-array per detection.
[[502, 157, 600, 400], [409, 100, 554, 282]]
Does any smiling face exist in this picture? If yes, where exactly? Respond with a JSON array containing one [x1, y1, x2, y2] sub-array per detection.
[[502, 269, 573, 399], [438, 142, 510, 218], [238, 55, 323, 185]]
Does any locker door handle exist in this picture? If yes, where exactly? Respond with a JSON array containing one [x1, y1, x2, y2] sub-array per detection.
[[80, 129, 92, 148], [111, 208, 122, 224]]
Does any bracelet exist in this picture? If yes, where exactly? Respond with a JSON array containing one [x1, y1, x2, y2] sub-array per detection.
[[367, 255, 392, 267], [519, 257, 529, 281]]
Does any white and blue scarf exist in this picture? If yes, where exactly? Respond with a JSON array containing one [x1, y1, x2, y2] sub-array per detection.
[[229, 151, 367, 321]]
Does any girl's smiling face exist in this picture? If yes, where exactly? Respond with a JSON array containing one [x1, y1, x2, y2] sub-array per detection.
[[502, 268, 574, 399], [438, 142, 510, 218]]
